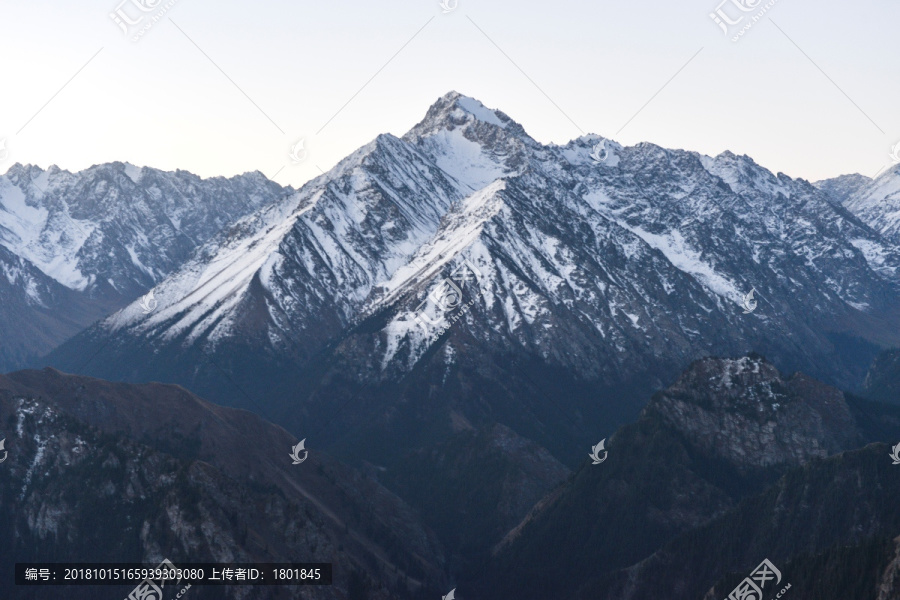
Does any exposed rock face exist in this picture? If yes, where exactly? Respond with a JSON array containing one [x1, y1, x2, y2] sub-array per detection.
[[876, 536, 900, 600], [645, 355, 862, 469]]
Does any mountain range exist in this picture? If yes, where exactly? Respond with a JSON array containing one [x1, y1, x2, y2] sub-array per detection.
[[42, 92, 900, 466], [0, 162, 288, 371], [2, 92, 900, 598]]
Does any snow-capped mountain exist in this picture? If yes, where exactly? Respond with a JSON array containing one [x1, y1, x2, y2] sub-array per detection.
[[0, 162, 289, 371], [837, 164, 900, 243], [814, 172, 871, 205], [46, 92, 900, 462]]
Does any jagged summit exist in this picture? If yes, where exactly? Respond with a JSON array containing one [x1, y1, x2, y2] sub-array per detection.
[[402, 92, 534, 190], [405, 92, 519, 137]]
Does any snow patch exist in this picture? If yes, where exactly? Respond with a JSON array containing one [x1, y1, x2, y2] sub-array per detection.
[[456, 96, 505, 127], [418, 129, 509, 189], [123, 163, 143, 184], [616, 221, 742, 302]]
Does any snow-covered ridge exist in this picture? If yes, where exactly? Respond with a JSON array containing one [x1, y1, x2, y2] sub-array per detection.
[[112, 192, 312, 343], [369, 179, 507, 310], [841, 165, 900, 242], [0, 162, 289, 297], [46, 92, 900, 392]]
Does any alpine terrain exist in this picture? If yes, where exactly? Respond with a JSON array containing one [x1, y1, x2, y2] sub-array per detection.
[[0, 162, 289, 371], [10, 92, 900, 599], [46, 92, 900, 466]]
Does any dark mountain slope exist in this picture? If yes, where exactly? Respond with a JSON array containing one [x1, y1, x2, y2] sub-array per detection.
[[474, 355, 900, 600], [590, 442, 900, 600], [862, 347, 900, 405], [0, 368, 447, 599], [380, 423, 569, 568]]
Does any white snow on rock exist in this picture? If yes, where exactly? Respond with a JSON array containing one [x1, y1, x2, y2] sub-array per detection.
[[614, 221, 742, 303], [456, 96, 506, 128], [58, 92, 900, 381]]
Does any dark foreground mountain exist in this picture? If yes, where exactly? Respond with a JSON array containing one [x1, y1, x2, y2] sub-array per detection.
[[45, 93, 900, 473], [3, 356, 899, 599], [0, 162, 289, 371], [380, 423, 569, 567], [474, 355, 900, 600], [590, 443, 900, 600], [0, 368, 447, 600], [861, 347, 900, 405]]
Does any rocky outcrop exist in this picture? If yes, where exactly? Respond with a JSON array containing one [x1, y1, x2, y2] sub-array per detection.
[[645, 355, 862, 469]]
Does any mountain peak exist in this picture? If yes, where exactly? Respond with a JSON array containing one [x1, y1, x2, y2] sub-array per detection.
[[437, 91, 507, 125], [404, 92, 528, 142], [644, 355, 861, 469]]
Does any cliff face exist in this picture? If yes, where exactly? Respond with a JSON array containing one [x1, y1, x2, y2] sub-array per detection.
[[644, 355, 862, 470]]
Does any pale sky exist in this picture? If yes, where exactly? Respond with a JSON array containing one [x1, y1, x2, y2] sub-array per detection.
[[1, 0, 898, 188]]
